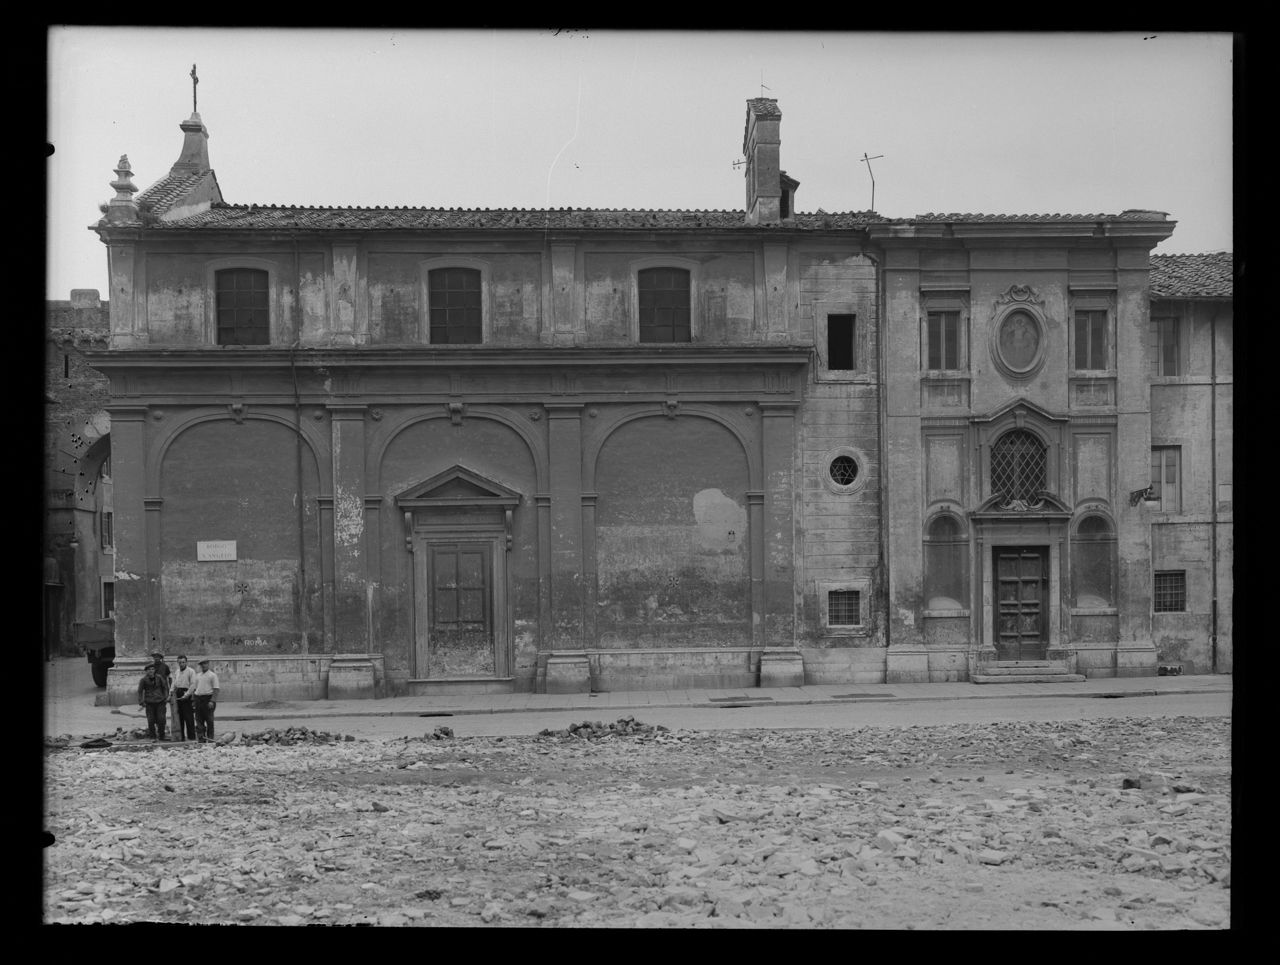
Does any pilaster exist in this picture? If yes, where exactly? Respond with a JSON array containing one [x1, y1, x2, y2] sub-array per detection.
[[546, 405, 585, 650], [763, 244, 790, 339], [759, 402, 798, 647], [103, 405, 149, 662], [328, 404, 368, 651], [550, 244, 578, 347]]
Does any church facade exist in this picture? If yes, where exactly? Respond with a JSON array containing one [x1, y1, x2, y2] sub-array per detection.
[[81, 98, 1230, 702]]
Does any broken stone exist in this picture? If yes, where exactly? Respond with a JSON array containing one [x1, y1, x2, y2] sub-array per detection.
[[976, 849, 1009, 865]]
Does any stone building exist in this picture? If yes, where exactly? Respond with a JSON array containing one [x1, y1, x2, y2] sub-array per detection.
[[73, 98, 1232, 702]]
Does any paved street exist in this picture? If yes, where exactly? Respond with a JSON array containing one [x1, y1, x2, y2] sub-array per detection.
[[44, 660, 1231, 928]]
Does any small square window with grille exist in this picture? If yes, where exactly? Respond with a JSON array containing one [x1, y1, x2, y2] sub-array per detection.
[[1153, 571, 1186, 612], [828, 590, 861, 627]]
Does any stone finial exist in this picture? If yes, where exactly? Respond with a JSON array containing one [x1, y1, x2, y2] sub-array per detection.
[[170, 113, 211, 176], [106, 155, 139, 224]]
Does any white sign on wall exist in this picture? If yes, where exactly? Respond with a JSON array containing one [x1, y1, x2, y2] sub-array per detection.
[[197, 540, 237, 561]]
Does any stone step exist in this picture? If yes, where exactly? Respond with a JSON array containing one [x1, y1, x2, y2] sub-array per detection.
[[991, 660, 1054, 667], [979, 665, 1073, 676], [972, 673, 1086, 684], [405, 677, 515, 697]]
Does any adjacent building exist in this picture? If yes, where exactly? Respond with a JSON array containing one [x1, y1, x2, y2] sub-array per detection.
[[64, 98, 1231, 702]]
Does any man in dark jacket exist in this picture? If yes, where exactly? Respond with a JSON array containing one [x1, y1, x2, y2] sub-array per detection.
[[150, 651, 172, 683], [137, 664, 170, 742]]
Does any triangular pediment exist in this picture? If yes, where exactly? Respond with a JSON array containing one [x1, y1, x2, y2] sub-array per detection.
[[394, 465, 522, 505], [970, 395, 1067, 426]]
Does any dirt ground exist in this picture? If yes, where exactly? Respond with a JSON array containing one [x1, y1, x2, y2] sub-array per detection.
[[43, 714, 1230, 929]]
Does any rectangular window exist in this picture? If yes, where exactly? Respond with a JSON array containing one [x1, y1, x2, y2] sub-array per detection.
[[215, 268, 270, 345], [927, 312, 959, 370], [101, 511, 113, 550], [1150, 447, 1181, 513], [428, 268, 483, 344], [1154, 317, 1180, 376], [1153, 571, 1186, 613], [827, 314, 856, 371], [638, 268, 691, 342], [1074, 310, 1107, 370], [102, 582, 115, 619], [828, 590, 862, 627]]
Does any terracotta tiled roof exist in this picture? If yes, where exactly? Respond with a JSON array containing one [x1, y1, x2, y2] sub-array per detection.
[[891, 210, 1171, 223], [746, 98, 781, 116], [1149, 252, 1234, 299], [135, 171, 211, 213], [157, 204, 887, 230]]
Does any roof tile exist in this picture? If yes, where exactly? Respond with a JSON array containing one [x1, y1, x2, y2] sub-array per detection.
[[136, 171, 211, 214], [1149, 252, 1234, 298]]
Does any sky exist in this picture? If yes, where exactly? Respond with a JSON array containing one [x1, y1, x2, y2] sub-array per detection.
[[46, 29, 1233, 300]]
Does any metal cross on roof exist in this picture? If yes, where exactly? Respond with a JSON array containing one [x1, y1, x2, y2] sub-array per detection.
[[190, 64, 199, 113]]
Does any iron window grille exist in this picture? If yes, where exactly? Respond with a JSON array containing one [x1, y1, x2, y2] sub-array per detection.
[[428, 268, 483, 344], [1074, 310, 1108, 370], [215, 268, 270, 345], [829, 455, 859, 486], [638, 268, 692, 343], [1153, 571, 1186, 612], [927, 311, 960, 370], [828, 590, 861, 627], [990, 429, 1047, 502]]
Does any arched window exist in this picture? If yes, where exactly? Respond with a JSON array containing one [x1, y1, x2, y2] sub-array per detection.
[[638, 268, 691, 343], [1072, 514, 1116, 608], [215, 268, 270, 345], [428, 268, 483, 344], [924, 514, 968, 610], [990, 429, 1047, 502]]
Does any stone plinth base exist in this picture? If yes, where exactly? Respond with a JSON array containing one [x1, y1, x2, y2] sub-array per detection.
[[327, 657, 378, 699], [885, 647, 929, 684], [800, 647, 888, 685], [586, 648, 761, 691], [103, 653, 386, 705], [543, 653, 591, 694], [759, 649, 805, 689]]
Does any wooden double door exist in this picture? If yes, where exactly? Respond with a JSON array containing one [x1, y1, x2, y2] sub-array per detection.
[[993, 546, 1048, 660], [414, 540, 506, 679]]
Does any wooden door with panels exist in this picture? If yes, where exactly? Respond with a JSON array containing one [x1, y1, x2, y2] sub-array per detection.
[[396, 467, 520, 682], [993, 546, 1048, 660]]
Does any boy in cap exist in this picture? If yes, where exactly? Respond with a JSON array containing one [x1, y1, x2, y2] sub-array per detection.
[[192, 659, 220, 743], [150, 650, 172, 683], [136, 663, 170, 741]]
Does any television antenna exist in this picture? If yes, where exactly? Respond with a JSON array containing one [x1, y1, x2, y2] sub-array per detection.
[[860, 152, 883, 213]]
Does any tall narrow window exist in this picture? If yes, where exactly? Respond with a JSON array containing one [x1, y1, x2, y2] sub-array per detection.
[[827, 314, 856, 371], [1150, 447, 1181, 513], [102, 582, 115, 619], [215, 268, 270, 345], [100, 511, 113, 551], [927, 311, 959, 370], [1153, 571, 1186, 612], [1074, 310, 1107, 370], [428, 268, 483, 344], [924, 515, 969, 610], [1153, 317, 1180, 376], [638, 268, 691, 343], [990, 429, 1048, 502], [1072, 515, 1115, 607]]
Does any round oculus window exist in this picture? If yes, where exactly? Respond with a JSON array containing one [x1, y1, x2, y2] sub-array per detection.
[[829, 456, 859, 486]]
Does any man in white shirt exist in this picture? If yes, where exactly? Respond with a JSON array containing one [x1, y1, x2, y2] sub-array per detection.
[[192, 659, 221, 743], [171, 654, 197, 742]]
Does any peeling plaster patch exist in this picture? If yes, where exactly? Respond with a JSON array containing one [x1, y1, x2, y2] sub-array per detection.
[[692, 488, 747, 554], [333, 489, 364, 549], [114, 571, 142, 581], [897, 608, 915, 627]]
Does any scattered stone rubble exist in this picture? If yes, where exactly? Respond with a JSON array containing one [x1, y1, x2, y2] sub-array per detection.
[[43, 715, 1229, 928]]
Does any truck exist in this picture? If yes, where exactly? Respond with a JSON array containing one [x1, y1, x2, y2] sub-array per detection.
[[74, 618, 116, 687]]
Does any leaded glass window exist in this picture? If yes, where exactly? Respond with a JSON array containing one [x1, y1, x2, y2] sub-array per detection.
[[990, 429, 1047, 502]]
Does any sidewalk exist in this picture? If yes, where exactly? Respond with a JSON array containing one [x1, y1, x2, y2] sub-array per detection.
[[113, 673, 1232, 725]]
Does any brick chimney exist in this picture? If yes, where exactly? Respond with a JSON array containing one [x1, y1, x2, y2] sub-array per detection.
[[743, 98, 782, 224], [169, 112, 211, 176]]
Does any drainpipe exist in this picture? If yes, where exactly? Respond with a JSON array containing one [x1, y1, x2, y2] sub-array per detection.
[[867, 242, 890, 654], [1208, 299, 1220, 673], [291, 232, 308, 655]]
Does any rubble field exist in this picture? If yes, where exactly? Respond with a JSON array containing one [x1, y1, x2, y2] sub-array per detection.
[[43, 715, 1230, 929]]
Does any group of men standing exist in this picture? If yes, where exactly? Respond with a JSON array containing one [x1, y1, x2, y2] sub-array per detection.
[[136, 652, 220, 743]]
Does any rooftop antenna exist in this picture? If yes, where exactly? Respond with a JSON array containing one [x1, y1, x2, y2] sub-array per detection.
[[190, 64, 199, 114], [760, 71, 770, 98], [860, 152, 883, 212]]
